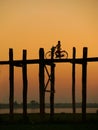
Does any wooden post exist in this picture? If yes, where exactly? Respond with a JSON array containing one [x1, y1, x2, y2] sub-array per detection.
[[9, 48, 14, 117], [50, 63, 55, 119], [22, 50, 28, 118], [39, 48, 45, 117], [72, 47, 76, 114], [82, 47, 88, 121], [50, 47, 55, 119]]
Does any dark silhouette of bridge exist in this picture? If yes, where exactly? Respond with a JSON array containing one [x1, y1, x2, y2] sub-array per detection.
[[0, 41, 98, 121]]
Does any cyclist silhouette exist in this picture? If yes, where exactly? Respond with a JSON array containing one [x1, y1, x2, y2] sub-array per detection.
[[45, 41, 68, 59], [55, 41, 62, 58]]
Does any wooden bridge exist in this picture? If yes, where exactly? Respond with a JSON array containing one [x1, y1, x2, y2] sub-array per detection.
[[0, 41, 98, 121]]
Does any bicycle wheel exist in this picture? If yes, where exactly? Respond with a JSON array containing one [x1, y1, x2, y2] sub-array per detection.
[[45, 51, 51, 59], [61, 50, 68, 59], [55, 50, 68, 59]]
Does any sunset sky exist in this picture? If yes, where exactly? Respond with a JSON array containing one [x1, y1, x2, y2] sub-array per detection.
[[0, 0, 98, 104]]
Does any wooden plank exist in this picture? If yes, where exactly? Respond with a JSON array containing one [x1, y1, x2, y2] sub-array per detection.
[[39, 48, 45, 116], [72, 47, 76, 114], [82, 47, 88, 121], [22, 50, 28, 118], [9, 48, 14, 117], [1, 57, 98, 65]]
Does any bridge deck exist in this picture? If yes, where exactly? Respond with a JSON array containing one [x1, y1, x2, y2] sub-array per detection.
[[0, 57, 98, 65]]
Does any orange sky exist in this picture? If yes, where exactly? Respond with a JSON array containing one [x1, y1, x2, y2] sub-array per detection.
[[0, 0, 98, 104]]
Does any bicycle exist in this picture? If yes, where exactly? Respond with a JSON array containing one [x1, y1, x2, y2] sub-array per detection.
[[45, 41, 68, 59]]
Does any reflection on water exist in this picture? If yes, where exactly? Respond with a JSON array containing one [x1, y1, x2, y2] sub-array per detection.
[[0, 108, 98, 114]]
